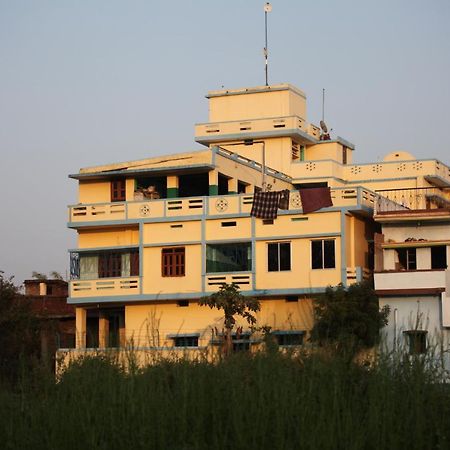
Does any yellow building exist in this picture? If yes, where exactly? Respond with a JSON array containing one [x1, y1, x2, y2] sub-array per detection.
[[66, 83, 450, 355]]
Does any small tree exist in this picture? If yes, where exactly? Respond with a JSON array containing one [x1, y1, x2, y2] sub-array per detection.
[[310, 281, 389, 357], [199, 283, 260, 356], [0, 272, 41, 381]]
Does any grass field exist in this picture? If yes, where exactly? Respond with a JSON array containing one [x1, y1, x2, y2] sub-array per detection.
[[1, 351, 450, 450]]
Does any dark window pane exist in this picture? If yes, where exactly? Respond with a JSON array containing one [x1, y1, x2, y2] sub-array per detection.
[[311, 240, 323, 269], [206, 243, 251, 273], [323, 240, 335, 268], [276, 333, 303, 346], [431, 246, 447, 269], [268, 243, 279, 271], [174, 336, 198, 347], [279, 243, 291, 271]]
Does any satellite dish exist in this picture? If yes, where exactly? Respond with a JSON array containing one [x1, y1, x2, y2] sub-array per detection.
[[320, 120, 328, 133]]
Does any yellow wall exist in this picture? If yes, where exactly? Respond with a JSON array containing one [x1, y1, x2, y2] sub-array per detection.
[[78, 227, 139, 248], [142, 245, 202, 295], [124, 298, 314, 347], [143, 221, 201, 245], [79, 181, 111, 203], [208, 86, 306, 122]]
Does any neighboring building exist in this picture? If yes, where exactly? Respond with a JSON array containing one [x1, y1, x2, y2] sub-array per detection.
[[24, 279, 75, 364], [373, 188, 450, 358], [65, 83, 450, 357]]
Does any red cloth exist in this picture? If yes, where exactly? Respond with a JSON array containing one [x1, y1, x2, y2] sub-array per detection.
[[299, 187, 333, 213]]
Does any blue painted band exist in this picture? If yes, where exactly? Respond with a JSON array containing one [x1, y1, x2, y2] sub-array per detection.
[[67, 287, 327, 305]]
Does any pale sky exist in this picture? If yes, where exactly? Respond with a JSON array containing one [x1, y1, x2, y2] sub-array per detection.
[[1, 0, 449, 284]]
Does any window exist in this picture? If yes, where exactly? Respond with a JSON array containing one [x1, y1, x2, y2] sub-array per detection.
[[431, 246, 447, 269], [72, 249, 139, 279], [162, 247, 185, 277], [397, 248, 417, 270], [206, 243, 251, 273], [111, 179, 126, 202], [311, 239, 335, 269], [274, 331, 304, 347], [172, 335, 199, 347], [237, 181, 248, 194], [232, 333, 251, 352], [404, 330, 427, 355], [99, 252, 122, 278], [268, 242, 291, 271]]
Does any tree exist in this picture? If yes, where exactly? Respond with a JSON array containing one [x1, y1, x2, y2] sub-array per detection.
[[310, 281, 389, 356], [0, 272, 41, 381], [199, 283, 260, 356]]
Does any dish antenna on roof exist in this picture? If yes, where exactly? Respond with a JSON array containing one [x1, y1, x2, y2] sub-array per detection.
[[320, 88, 332, 141], [264, 3, 272, 86]]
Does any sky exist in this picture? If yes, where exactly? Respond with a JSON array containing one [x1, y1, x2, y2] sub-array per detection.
[[0, 0, 449, 285]]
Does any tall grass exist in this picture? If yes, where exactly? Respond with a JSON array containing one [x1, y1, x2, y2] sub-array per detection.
[[1, 351, 450, 449]]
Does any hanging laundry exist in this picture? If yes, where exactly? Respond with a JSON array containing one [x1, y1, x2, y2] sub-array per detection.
[[278, 189, 290, 210], [299, 187, 333, 214], [250, 191, 281, 219]]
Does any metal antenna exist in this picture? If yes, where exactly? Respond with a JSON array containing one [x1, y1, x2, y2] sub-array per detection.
[[264, 3, 272, 86], [322, 88, 325, 122]]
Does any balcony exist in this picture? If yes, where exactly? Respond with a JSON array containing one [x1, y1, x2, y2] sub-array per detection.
[[68, 187, 376, 227], [374, 187, 450, 215], [374, 270, 446, 292], [70, 277, 140, 298], [195, 115, 320, 145], [205, 273, 253, 292]]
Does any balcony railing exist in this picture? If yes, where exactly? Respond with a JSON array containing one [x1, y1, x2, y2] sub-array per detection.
[[70, 277, 140, 298], [374, 187, 450, 214], [68, 187, 376, 225]]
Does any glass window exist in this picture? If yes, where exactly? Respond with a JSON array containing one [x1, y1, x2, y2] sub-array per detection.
[[274, 331, 304, 347], [268, 242, 291, 271], [206, 243, 251, 273], [311, 239, 335, 269], [173, 335, 198, 347], [397, 248, 417, 270], [404, 330, 427, 355]]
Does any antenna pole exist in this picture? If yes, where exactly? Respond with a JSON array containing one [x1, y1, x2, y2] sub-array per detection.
[[322, 88, 325, 122], [264, 3, 272, 86]]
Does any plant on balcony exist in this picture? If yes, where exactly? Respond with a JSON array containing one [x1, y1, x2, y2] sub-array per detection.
[[199, 283, 260, 356], [310, 281, 390, 358]]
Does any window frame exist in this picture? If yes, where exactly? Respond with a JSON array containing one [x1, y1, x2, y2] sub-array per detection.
[[404, 330, 427, 355], [273, 331, 304, 347], [267, 242, 291, 272], [161, 247, 186, 277], [311, 239, 336, 269], [111, 179, 126, 202], [206, 242, 252, 274], [169, 334, 199, 348]]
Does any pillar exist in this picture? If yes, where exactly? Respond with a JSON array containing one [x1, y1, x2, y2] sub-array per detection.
[[99, 311, 109, 348], [167, 175, 179, 198], [209, 171, 218, 195], [75, 307, 87, 349]]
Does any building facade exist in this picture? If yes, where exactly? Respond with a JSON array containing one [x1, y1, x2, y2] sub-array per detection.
[[65, 83, 450, 356]]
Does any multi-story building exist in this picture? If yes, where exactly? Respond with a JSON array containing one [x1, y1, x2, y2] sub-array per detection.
[[65, 83, 450, 356], [373, 187, 450, 357]]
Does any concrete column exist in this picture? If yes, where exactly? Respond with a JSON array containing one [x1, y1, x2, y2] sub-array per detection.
[[384, 249, 396, 271], [209, 171, 218, 196], [416, 247, 431, 270], [228, 178, 238, 195], [75, 307, 87, 349], [119, 313, 126, 347], [39, 282, 47, 296], [167, 175, 179, 198], [99, 311, 109, 348]]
